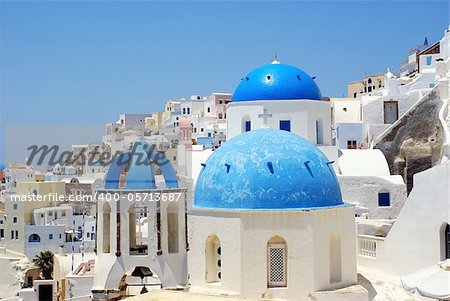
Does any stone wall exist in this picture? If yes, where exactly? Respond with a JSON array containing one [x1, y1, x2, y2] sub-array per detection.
[[373, 90, 444, 193]]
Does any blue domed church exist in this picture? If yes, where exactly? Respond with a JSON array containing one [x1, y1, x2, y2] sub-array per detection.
[[187, 63, 365, 300], [226, 60, 337, 164]]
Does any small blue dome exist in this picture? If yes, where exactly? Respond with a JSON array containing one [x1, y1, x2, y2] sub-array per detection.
[[194, 129, 342, 210], [232, 63, 322, 102], [104, 139, 178, 190]]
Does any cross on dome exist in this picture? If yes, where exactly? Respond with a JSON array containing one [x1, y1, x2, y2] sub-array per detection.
[[271, 51, 280, 64]]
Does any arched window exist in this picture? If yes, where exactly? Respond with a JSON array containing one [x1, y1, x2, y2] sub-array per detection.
[[441, 223, 450, 260], [205, 235, 221, 283], [29, 233, 41, 243], [129, 203, 148, 255], [102, 202, 111, 253], [267, 236, 287, 288], [329, 234, 342, 283], [167, 202, 179, 253]]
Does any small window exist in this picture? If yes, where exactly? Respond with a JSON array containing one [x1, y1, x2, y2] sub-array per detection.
[[429, 83, 435, 88], [13, 204, 17, 210], [347, 140, 357, 149], [267, 236, 287, 288], [378, 192, 390, 207], [49, 234, 53, 240], [0, 229, 4, 239], [426, 56, 432, 66], [187, 108, 190, 114], [59, 234, 62, 239], [183, 108, 186, 114], [207, 107, 210, 113], [245, 121, 251, 132], [62, 211, 66, 217], [279, 120, 291, 132], [315, 120, 323, 144], [353, 92, 357, 98], [29, 233, 40, 243], [27, 276, 33, 286], [218, 113, 223, 119], [13, 217, 17, 224]]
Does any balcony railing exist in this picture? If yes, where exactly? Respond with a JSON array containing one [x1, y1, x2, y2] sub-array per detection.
[[358, 234, 385, 258]]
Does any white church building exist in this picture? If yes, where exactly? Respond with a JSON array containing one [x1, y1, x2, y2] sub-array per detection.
[[187, 62, 368, 301]]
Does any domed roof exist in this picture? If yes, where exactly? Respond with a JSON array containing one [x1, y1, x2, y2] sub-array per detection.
[[104, 139, 178, 190], [232, 63, 322, 102], [194, 129, 343, 210]]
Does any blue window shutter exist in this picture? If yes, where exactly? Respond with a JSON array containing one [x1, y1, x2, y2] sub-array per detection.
[[245, 121, 251, 132], [279, 120, 291, 132], [378, 193, 390, 207]]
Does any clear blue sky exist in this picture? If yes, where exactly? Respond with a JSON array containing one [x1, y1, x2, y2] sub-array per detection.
[[0, 1, 449, 165]]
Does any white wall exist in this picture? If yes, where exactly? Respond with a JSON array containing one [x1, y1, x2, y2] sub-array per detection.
[[226, 100, 332, 146], [338, 176, 406, 220], [358, 162, 450, 276], [188, 206, 360, 301]]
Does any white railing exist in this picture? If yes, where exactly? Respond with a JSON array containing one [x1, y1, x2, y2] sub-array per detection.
[[358, 235, 385, 258]]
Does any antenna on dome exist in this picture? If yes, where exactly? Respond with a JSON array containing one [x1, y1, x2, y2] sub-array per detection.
[[272, 51, 280, 64]]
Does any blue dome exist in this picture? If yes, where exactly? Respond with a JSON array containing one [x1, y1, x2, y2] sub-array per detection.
[[104, 139, 178, 190], [232, 63, 322, 102], [194, 129, 343, 210]]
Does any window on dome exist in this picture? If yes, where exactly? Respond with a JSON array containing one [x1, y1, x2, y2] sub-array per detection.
[[378, 192, 390, 207], [279, 120, 291, 132], [267, 236, 287, 288]]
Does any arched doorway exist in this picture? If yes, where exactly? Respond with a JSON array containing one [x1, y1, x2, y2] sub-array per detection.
[[205, 234, 221, 283], [267, 236, 287, 288], [128, 204, 148, 255]]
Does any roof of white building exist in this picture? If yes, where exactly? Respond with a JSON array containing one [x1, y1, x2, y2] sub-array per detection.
[[338, 149, 391, 177]]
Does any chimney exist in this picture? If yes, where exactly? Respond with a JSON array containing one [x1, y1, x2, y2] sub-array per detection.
[[59, 245, 66, 257]]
